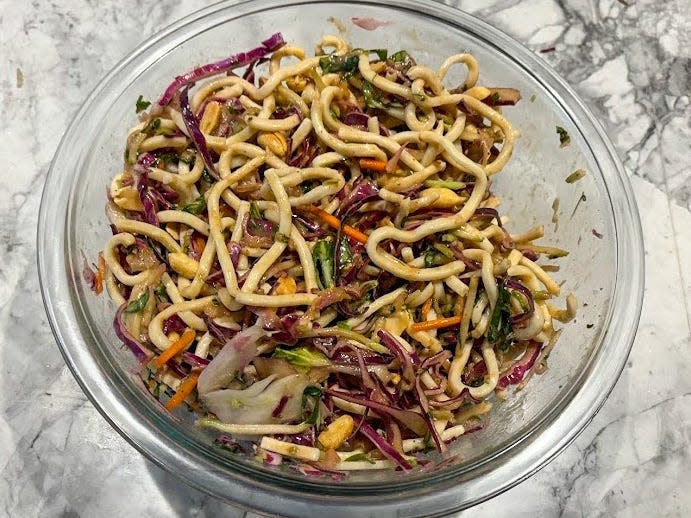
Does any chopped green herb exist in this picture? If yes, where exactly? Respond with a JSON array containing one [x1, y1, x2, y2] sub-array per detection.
[[320, 53, 358, 74], [155, 152, 179, 166], [336, 321, 351, 330], [276, 232, 290, 244], [424, 247, 439, 268], [423, 179, 466, 190], [154, 283, 167, 298], [532, 290, 551, 300], [487, 280, 513, 351], [566, 169, 586, 183], [433, 242, 454, 259], [301, 386, 324, 425], [312, 239, 335, 289], [490, 91, 501, 103], [144, 118, 161, 134], [529, 93, 536, 103], [182, 232, 191, 254], [125, 291, 150, 313], [556, 126, 571, 147], [546, 247, 570, 259], [510, 290, 529, 311], [412, 92, 427, 103], [338, 236, 353, 272], [467, 376, 485, 387], [344, 453, 375, 464], [362, 80, 387, 109], [135, 95, 151, 113], [249, 201, 262, 220], [570, 192, 587, 218], [389, 50, 415, 71], [181, 196, 206, 215], [178, 150, 195, 165], [201, 168, 213, 183]]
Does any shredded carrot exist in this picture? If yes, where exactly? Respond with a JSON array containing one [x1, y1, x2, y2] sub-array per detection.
[[193, 234, 206, 254], [410, 316, 462, 332], [165, 370, 201, 410], [421, 298, 433, 320], [94, 253, 105, 295], [306, 206, 369, 244], [359, 158, 388, 172], [155, 328, 196, 369]]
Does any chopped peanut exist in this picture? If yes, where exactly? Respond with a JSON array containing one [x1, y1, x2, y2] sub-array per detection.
[[318, 415, 355, 450], [463, 85, 491, 100], [286, 75, 308, 93], [382, 310, 411, 336], [257, 131, 288, 157], [169, 253, 199, 279], [275, 276, 297, 295], [199, 101, 222, 134], [419, 187, 466, 209], [110, 173, 143, 211]]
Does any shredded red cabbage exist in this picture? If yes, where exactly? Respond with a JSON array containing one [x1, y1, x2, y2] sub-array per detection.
[[333, 180, 380, 218], [358, 421, 413, 472], [179, 86, 218, 179], [325, 388, 427, 436], [497, 342, 542, 389], [182, 351, 210, 368], [377, 330, 416, 388], [136, 170, 159, 226], [158, 33, 286, 106], [113, 304, 154, 364], [506, 279, 535, 325]]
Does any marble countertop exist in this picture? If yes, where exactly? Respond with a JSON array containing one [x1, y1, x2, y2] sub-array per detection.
[[2, 0, 689, 516]]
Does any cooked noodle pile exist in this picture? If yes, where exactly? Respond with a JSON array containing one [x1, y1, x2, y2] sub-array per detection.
[[90, 33, 577, 473]]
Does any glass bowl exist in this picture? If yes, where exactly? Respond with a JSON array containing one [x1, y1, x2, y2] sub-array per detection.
[[38, 0, 644, 516]]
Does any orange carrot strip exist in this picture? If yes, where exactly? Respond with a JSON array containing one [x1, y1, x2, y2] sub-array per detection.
[[421, 298, 433, 320], [306, 206, 368, 244], [410, 316, 462, 333], [359, 158, 388, 172], [94, 253, 105, 295], [155, 328, 196, 369], [165, 370, 201, 410]]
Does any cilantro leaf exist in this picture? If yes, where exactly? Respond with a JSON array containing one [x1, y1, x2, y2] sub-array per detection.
[[136, 95, 151, 113]]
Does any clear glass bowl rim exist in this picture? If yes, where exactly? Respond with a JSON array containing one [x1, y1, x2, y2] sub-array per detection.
[[37, 0, 644, 515]]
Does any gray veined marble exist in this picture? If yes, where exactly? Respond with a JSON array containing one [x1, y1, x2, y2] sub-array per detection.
[[1, 0, 689, 516]]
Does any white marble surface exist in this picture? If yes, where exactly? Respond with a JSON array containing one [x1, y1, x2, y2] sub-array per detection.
[[1, 0, 689, 516]]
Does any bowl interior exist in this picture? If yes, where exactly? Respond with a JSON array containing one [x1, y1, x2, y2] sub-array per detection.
[[41, 0, 640, 514]]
